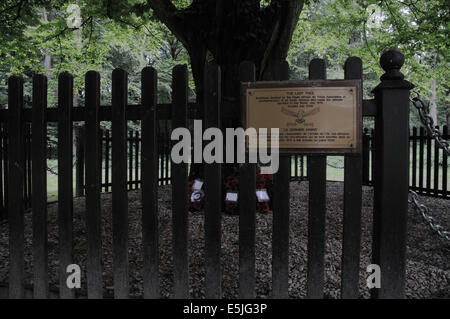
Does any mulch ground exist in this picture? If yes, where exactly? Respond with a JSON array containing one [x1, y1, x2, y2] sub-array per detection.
[[0, 181, 449, 298]]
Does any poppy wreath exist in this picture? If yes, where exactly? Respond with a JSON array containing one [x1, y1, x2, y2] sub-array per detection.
[[188, 179, 205, 212], [255, 173, 273, 214], [224, 171, 240, 215], [223, 169, 273, 215]]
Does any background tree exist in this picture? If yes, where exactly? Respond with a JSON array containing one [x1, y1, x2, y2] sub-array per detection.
[[288, 0, 449, 126]]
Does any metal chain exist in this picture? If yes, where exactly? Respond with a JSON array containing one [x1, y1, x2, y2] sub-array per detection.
[[409, 190, 450, 242], [47, 166, 58, 175], [46, 160, 78, 176], [410, 91, 449, 155], [327, 161, 344, 169], [409, 92, 450, 243]]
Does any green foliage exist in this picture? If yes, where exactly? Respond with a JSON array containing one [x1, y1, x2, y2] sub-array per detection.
[[0, 0, 448, 127], [288, 0, 449, 126], [0, 0, 193, 111]]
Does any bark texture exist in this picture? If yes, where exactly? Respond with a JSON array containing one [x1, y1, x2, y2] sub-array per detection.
[[148, 0, 304, 178], [149, 0, 304, 116]]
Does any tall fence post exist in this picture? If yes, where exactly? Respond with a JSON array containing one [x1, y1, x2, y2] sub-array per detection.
[[372, 48, 414, 299], [171, 65, 189, 299], [57, 72, 75, 299], [7, 76, 25, 299], [272, 60, 290, 299], [111, 68, 129, 299], [238, 61, 256, 299], [84, 71, 103, 298], [204, 63, 222, 299], [306, 58, 327, 299], [141, 66, 160, 299], [443, 126, 448, 197], [32, 74, 49, 299], [341, 56, 363, 299]]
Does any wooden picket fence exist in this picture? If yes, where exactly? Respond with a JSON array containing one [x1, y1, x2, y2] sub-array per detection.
[[74, 129, 306, 195], [74, 124, 448, 199], [409, 126, 448, 198], [0, 49, 414, 299], [74, 124, 174, 196], [2, 121, 446, 221], [362, 126, 449, 199]]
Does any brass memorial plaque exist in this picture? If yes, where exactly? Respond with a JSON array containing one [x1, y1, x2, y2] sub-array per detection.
[[242, 80, 362, 154]]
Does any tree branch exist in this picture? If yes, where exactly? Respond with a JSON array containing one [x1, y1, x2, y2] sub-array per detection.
[[43, 16, 93, 43], [147, 0, 191, 48], [269, 0, 305, 58], [260, 0, 305, 78]]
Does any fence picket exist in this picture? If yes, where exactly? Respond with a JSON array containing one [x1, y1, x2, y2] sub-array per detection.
[[57, 72, 74, 299], [22, 127, 27, 205], [75, 127, 85, 197], [238, 61, 256, 299], [272, 60, 290, 299], [363, 128, 370, 185], [157, 130, 163, 186], [412, 127, 417, 189], [3, 125, 8, 214], [84, 71, 103, 298], [165, 127, 170, 185], [135, 131, 139, 189], [341, 57, 363, 299], [301, 155, 305, 179], [171, 65, 189, 299], [25, 125, 32, 206], [433, 127, 439, 196], [99, 127, 103, 193], [442, 126, 447, 196], [105, 130, 110, 192], [204, 63, 222, 299], [32, 74, 49, 298], [370, 128, 375, 184], [419, 127, 425, 191], [306, 59, 327, 299], [128, 130, 133, 190], [141, 66, 160, 299], [112, 68, 129, 298], [426, 130, 432, 192], [8, 76, 25, 299]]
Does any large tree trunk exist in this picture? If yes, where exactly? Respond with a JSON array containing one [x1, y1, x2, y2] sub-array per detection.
[[149, 0, 304, 178], [150, 0, 304, 106]]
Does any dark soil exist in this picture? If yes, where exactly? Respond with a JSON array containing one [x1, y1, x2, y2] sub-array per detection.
[[0, 181, 449, 298]]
